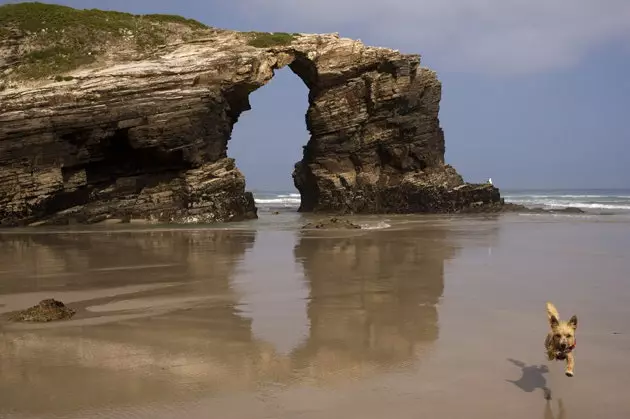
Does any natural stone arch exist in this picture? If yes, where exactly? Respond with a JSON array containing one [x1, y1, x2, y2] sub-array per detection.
[[220, 38, 500, 216], [0, 29, 501, 226]]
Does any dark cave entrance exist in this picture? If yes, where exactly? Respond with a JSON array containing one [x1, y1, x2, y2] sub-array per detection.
[[48, 127, 192, 219], [227, 65, 311, 213], [82, 128, 190, 184], [60, 127, 190, 188]]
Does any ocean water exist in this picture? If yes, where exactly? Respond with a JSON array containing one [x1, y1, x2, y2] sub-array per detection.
[[253, 189, 630, 214], [502, 189, 630, 213], [253, 191, 302, 209]]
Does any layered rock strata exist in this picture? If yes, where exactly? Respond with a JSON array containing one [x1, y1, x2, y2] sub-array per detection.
[[0, 4, 501, 226]]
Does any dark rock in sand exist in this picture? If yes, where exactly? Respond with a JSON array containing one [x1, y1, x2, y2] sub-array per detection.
[[302, 217, 361, 230], [8, 299, 75, 322], [0, 3, 503, 227], [494, 203, 585, 214], [458, 200, 586, 215], [551, 206, 584, 214]]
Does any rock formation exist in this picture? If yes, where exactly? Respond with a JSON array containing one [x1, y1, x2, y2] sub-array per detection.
[[301, 217, 361, 230], [0, 3, 502, 226], [8, 299, 75, 322]]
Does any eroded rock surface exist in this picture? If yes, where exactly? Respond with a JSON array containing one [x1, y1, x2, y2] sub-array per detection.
[[468, 203, 586, 214], [0, 4, 502, 226], [302, 217, 361, 230]]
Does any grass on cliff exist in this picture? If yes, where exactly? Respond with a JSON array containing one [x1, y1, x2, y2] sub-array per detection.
[[246, 31, 299, 48], [0, 2, 210, 80]]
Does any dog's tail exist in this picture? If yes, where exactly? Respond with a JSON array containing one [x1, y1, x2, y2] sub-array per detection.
[[546, 301, 560, 322]]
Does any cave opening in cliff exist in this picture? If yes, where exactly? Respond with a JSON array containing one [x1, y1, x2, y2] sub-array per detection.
[[79, 128, 190, 185], [227, 66, 310, 213]]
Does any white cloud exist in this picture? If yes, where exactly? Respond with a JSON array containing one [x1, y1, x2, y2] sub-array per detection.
[[235, 0, 630, 74]]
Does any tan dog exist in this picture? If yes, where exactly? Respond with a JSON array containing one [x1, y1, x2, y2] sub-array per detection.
[[545, 302, 578, 377]]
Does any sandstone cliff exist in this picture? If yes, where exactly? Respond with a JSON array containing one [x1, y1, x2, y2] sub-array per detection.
[[0, 3, 501, 226]]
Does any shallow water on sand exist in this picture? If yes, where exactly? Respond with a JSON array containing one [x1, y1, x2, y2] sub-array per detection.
[[1, 212, 629, 418]]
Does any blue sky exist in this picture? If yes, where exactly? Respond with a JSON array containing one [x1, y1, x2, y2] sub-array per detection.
[[4, 0, 629, 191]]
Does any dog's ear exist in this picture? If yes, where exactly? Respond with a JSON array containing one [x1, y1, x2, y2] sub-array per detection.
[[568, 315, 578, 329], [549, 315, 559, 328]]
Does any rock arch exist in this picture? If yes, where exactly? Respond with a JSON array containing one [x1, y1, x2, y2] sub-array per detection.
[[0, 32, 501, 226]]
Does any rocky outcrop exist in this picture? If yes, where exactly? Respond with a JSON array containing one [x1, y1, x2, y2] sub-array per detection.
[[0, 3, 502, 226], [462, 202, 586, 214], [8, 299, 75, 322], [301, 217, 361, 230]]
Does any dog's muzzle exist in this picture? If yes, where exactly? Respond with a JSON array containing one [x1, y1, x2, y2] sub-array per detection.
[[554, 341, 576, 360]]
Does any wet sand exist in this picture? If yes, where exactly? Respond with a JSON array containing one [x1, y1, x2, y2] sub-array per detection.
[[1, 212, 629, 418]]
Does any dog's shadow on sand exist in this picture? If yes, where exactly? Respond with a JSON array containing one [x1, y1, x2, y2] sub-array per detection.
[[506, 358, 552, 400]]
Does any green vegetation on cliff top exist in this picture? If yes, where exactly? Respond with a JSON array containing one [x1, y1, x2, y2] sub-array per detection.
[[245, 32, 299, 48], [0, 2, 208, 33], [0, 2, 209, 80], [0, 3, 301, 82]]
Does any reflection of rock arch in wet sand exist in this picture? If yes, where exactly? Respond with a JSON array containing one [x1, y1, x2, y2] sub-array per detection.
[[290, 226, 457, 380], [0, 229, 258, 415], [0, 229, 255, 293], [0, 224, 458, 415]]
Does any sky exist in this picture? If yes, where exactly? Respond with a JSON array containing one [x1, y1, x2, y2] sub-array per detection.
[[4, 0, 629, 191]]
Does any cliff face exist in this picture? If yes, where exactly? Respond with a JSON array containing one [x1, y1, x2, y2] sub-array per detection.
[[0, 4, 501, 226]]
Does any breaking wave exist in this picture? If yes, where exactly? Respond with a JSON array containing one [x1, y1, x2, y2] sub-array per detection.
[[503, 190, 630, 213], [254, 193, 301, 208]]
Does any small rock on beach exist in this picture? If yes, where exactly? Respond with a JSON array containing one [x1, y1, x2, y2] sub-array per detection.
[[302, 217, 361, 230], [8, 299, 76, 322]]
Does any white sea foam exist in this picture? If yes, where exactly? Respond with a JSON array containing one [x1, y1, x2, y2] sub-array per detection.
[[506, 199, 630, 211], [516, 213, 598, 219], [507, 194, 630, 199], [506, 198, 630, 211], [504, 190, 630, 213], [359, 221, 392, 230], [254, 198, 301, 206]]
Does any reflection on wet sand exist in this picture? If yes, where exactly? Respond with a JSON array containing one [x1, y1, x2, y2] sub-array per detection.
[[291, 227, 457, 380], [0, 230, 255, 293], [0, 229, 257, 416], [0, 224, 457, 417]]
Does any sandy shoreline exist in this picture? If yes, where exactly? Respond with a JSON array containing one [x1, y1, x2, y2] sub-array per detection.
[[1, 213, 629, 418]]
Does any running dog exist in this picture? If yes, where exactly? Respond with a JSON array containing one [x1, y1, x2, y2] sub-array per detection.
[[545, 302, 578, 377]]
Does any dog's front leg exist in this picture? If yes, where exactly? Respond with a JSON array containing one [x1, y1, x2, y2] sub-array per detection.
[[565, 353, 575, 377]]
